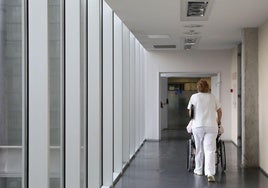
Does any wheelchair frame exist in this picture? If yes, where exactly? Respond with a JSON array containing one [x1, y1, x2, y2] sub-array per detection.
[[186, 133, 226, 173]]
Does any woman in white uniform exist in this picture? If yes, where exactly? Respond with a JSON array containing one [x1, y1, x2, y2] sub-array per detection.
[[187, 79, 222, 182]]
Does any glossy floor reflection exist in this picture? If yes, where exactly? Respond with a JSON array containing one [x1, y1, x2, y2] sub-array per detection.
[[114, 130, 268, 188]]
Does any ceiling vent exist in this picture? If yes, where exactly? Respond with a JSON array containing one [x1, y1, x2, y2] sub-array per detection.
[[153, 45, 176, 49], [187, 1, 208, 17], [185, 38, 198, 45], [184, 44, 193, 50], [183, 37, 200, 50], [181, 0, 214, 21]]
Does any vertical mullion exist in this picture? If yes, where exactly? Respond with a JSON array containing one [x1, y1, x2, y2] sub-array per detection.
[[102, 1, 113, 186], [134, 40, 140, 151], [122, 24, 130, 164], [139, 46, 144, 143], [65, 0, 81, 187], [28, 0, 49, 187], [129, 33, 135, 158], [85, 0, 89, 187], [61, 0, 66, 188], [113, 13, 123, 175], [88, 0, 102, 187]]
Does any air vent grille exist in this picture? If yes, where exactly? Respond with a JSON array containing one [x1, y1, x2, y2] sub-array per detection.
[[184, 45, 193, 50], [181, 0, 214, 21], [153, 45, 176, 49], [187, 1, 208, 17], [183, 37, 200, 50], [185, 38, 197, 45]]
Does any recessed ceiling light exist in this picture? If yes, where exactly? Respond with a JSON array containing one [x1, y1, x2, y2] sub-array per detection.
[[146, 35, 170, 39]]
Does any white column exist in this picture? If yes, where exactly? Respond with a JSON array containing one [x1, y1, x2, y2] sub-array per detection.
[[139, 45, 145, 143], [241, 28, 259, 167], [65, 0, 81, 187], [122, 24, 130, 164], [88, 0, 102, 187], [134, 40, 140, 151], [129, 33, 135, 158], [28, 0, 49, 187], [113, 13, 123, 177], [102, 1, 113, 187]]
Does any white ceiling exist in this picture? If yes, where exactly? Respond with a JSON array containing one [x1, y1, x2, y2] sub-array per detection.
[[105, 0, 268, 50]]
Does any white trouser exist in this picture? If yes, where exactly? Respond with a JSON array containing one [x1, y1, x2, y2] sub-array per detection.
[[192, 126, 217, 176]]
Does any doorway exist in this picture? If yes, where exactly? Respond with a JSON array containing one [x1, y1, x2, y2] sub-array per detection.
[[167, 78, 200, 130], [159, 72, 220, 140]]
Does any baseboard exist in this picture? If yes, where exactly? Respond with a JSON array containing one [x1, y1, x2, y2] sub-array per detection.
[[260, 167, 268, 177], [113, 139, 146, 186], [113, 172, 121, 183], [145, 139, 160, 142], [122, 161, 130, 173], [231, 141, 238, 147]]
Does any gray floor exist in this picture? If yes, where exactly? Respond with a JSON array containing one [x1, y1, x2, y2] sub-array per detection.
[[114, 130, 268, 188]]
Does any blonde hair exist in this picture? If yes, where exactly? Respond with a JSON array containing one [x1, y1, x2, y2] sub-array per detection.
[[197, 79, 209, 93]]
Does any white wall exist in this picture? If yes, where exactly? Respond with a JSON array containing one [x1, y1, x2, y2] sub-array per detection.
[[145, 50, 232, 140], [258, 21, 268, 174], [231, 47, 238, 144]]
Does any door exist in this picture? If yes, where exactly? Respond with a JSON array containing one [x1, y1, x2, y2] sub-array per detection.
[[160, 77, 168, 132]]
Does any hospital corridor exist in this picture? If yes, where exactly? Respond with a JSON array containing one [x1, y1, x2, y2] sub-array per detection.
[[0, 0, 268, 188]]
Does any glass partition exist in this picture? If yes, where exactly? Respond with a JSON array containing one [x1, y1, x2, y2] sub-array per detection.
[[0, 0, 25, 187], [48, 0, 64, 187]]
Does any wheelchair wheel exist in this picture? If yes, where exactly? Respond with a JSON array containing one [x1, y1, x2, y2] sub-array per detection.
[[186, 139, 195, 172], [219, 140, 226, 172]]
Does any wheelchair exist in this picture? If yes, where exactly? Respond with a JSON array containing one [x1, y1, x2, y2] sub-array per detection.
[[186, 131, 226, 173]]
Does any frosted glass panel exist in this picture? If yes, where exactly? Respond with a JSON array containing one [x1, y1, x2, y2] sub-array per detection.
[[48, 0, 63, 187], [0, 0, 24, 187]]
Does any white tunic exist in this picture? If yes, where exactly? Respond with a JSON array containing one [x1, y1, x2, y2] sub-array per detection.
[[187, 93, 221, 128]]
